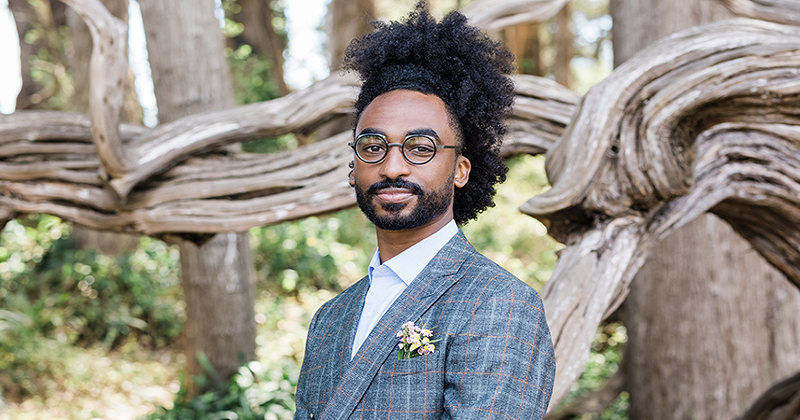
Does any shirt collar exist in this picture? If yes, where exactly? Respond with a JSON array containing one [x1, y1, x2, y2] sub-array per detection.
[[368, 219, 459, 286]]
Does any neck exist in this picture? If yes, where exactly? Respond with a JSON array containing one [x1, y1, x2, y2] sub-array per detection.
[[375, 213, 453, 262]]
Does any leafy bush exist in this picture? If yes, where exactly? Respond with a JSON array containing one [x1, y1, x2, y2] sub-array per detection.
[[0, 216, 184, 350], [0, 216, 184, 400], [0, 310, 54, 402], [250, 209, 375, 293], [146, 357, 296, 420], [561, 321, 629, 420]]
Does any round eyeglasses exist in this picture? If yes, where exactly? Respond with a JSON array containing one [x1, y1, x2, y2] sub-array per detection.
[[349, 133, 462, 165]]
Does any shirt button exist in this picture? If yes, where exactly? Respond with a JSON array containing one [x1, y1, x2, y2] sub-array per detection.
[[308, 412, 314, 419]]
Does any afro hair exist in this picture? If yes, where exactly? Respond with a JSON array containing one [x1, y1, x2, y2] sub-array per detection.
[[343, 2, 515, 225]]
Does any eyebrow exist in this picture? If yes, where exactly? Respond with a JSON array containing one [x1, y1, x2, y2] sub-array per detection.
[[408, 128, 440, 140], [356, 127, 385, 137], [357, 127, 441, 141]]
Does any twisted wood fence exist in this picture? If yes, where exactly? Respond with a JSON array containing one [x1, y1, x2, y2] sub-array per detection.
[[1, 0, 798, 411]]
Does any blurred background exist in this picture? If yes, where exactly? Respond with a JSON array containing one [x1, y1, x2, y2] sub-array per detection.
[[0, 0, 624, 418]]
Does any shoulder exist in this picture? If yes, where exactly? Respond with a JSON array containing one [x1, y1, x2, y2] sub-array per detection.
[[455, 244, 544, 308], [310, 277, 368, 321]]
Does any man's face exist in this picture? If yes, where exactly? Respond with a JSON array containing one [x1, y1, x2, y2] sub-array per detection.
[[351, 89, 471, 231]]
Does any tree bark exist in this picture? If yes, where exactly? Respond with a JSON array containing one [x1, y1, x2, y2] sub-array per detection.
[[628, 214, 800, 419], [234, 0, 289, 96], [138, 0, 234, 121], [610, 0, 800, 418], [179, 232, 256, 389], [138, 0, 255, 389], [66, 0, 141, 123], [327, 0, 374, 72], [503, 22, 541, 76], [65, 0, 141, 254], [553, 2, 571, 87], [317, 0, 375, 140], [460, 0, 568, 35]]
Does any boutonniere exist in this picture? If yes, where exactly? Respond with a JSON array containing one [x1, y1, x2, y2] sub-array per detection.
[[396, 321, 440, 360]]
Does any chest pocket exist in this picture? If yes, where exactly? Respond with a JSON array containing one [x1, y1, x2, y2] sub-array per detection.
[[357, 344, 447, 416]]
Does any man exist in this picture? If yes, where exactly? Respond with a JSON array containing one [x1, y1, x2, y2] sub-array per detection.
[[294, 4, 555, 419]]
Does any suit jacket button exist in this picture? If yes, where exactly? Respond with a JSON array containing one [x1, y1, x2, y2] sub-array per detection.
[[308, 412, 314, 419]]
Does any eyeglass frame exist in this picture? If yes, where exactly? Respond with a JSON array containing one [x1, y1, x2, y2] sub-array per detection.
[[348, 132, 463, 165]]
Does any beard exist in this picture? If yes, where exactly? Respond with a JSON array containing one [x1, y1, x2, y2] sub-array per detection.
[[355, 175, 453, 231]]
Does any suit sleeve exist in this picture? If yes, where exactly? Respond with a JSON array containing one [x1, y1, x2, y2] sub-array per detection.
[[443, 281, 556, 419], [294, 307, 322, 420]]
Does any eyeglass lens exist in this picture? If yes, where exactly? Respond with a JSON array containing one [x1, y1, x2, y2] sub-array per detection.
[[355, 135, 437, 164]]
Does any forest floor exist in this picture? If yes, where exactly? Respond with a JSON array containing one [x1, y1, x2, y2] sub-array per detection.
[[0, 290, 332, 420], [0, 342, 179, 420]]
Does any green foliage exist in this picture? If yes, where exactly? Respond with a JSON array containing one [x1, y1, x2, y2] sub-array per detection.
[[240, 134, 299, 154], [0, 216, 184, 399], [0, 216, 183, 349], [251, 209, 375, 293], [228, 45, 284, 106], [562, 322, 629, 420], [0, 310, 57, 401], [223, 0, 288, 106], [222, 0, 300, 155], [145, 359, 295, 420], [20, 0, 74, 111], [0, 334, 180, 418]]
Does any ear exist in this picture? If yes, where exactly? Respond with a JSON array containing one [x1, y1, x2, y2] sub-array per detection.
[[454, 155, 470, 188], [348, 168, 356, 187]]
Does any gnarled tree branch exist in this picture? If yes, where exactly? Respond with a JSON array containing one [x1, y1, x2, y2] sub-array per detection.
[[522, 18, 800, 405], [0, 74, 575, 236], [60, 0, 132, 181], [737, 370, 800, 420], [462, 0, 567, 33], [715, 0, 800, 26]]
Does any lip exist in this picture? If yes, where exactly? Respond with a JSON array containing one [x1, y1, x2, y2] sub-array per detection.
[[375, 187, 415, 203]]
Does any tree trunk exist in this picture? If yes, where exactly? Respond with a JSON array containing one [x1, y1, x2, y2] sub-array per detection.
[[318, 0, 375, 139], [234, 0, 289, 96], [553, 2, 571, 88], [611, 0, 800, 417], [179, 233, 256, 387], [626, 215, 800, 419], [138, 0, 234, 121], [503, 22, 541, 76], [328, 0, 375, 72], [8, 0, 68, 110], [138, 0, 255, 388]]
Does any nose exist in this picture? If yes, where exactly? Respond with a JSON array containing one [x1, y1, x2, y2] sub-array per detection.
[[379, 144, 411, 180]]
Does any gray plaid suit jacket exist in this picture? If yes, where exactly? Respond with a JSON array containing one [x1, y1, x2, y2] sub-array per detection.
[[294, 230, 555, 420]]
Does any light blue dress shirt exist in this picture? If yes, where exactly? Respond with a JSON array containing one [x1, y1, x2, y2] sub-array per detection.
[[351, 220, 458, 359]]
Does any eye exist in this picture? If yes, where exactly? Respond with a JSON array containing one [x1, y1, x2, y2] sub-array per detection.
[[410, 144, 434, 153], [404, 136, 436, 157], [356, 135, 387, 156]]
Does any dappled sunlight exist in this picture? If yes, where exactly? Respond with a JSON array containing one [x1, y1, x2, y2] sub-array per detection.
[[0, 340, 180, 420]]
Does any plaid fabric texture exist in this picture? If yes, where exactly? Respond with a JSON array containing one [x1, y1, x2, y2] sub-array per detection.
[[295, 231, 555, 420]]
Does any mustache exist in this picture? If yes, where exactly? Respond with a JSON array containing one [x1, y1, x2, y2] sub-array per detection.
[[366, 178, 424, 197]]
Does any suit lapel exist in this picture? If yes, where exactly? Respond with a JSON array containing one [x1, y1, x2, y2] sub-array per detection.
[[320, 231, 474, 420]]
